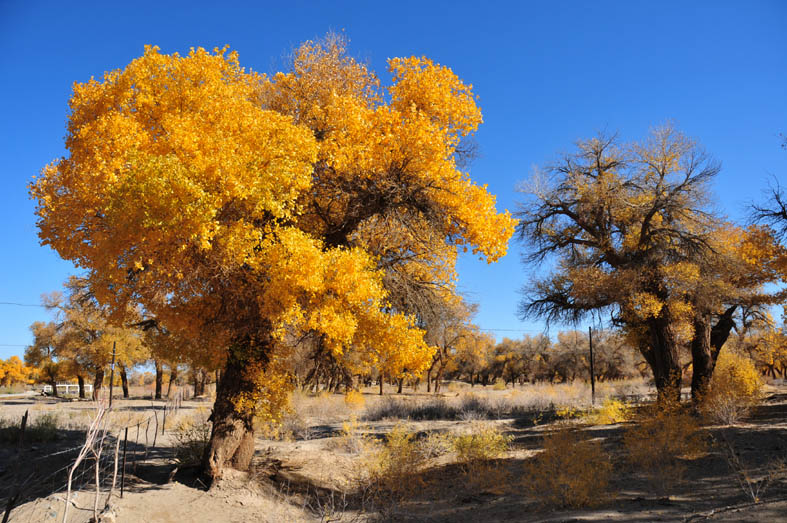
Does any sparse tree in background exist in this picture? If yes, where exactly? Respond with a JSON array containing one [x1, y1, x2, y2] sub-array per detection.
[[516, 125, 785, 403], [44, 277, 149, 399], [0, 356, 35, 387], [752, 181, 787, 241], [30, 37, 515, 481], [25, 321, 66, 396]]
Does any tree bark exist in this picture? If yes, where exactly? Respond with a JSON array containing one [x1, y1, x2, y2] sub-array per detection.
[[49, 377, 58, 398], [77, 374, 85, 399], [379, 374, 384, 396], [155, 361, 163, 400], [641, 315, 682, 405], [203, 350, 262, 483], [120, 365, 129, 398], [92, 368, 104, 401]]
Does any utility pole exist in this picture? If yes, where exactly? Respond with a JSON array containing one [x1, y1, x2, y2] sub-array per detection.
[[108, 341, 116, 408], [588, 327, 595, 406]]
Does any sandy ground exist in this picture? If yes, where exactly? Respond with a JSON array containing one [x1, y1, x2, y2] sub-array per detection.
[[3, 385, 787, 522]]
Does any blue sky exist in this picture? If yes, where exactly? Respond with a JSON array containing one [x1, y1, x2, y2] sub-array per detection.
[[1, 0, 785, 359]]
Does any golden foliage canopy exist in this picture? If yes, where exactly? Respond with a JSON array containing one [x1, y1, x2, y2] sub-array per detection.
[[31, 39, 515, 412]]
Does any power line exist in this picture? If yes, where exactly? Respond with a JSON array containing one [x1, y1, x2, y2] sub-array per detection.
[[0, 301, 45, 308], [478, 328, 545, 332]]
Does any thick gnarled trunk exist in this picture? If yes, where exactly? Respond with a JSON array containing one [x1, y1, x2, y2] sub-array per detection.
[[641, 315, 682, 405], [203, 341, 268, 483]]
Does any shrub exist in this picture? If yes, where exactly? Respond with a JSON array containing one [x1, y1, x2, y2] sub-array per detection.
[[700, 349, 764, 424], [524, 424, 612, 507], [418, 431, 453, 459], [0, 413, 59, 444], [624, 406, 707, 492], [344, 390, 365, 410], [587, 398, 632, 425], [259, 410, 312, 441], [362, 424, 426, 501], [492, 380, 507, 391], [363, 397, 457, 421], [29, 413, 59, 442], [452, 423, 511, 465], [172, 413, 211, 466]]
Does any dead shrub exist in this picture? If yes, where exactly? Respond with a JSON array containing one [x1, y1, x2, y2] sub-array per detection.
[[524, 424, 612, 507], [172, 413, 211, 466]]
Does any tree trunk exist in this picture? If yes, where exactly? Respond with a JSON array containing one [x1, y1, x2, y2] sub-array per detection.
[[203, 352, 261, 482], [120, 365, 129, 398], [397, 378, 403, 394], [93, 368, 104, 400], [49, 377, 58, 398], [194, 369, 206, 397], [167, 366, 178, 398], [77, 374, 85, 399], [426, 369, 432, 393], [640, 315, 682, 405], [155, 361, 163, 400], [690, 306, 737, 403], [379, 374, 384, 396]]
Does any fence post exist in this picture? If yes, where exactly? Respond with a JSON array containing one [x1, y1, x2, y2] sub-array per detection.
[[120, 427, 128, 498]]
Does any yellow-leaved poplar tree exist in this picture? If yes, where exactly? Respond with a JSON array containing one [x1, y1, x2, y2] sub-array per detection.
[[31, 37, 515, 481]]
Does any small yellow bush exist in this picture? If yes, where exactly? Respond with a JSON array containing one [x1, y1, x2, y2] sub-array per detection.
[[587, 398, 632, 425], [452, 423, 512, 465], [624, 406, 707, 492], [344, 389, 366, 410], [363, 424, 426, 500], [524, 424, 612, 507], [452, 423, 512, 494], [337, 415, 371, 454], [700, 349, 764, 424], [555, 405, 581, 420]]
